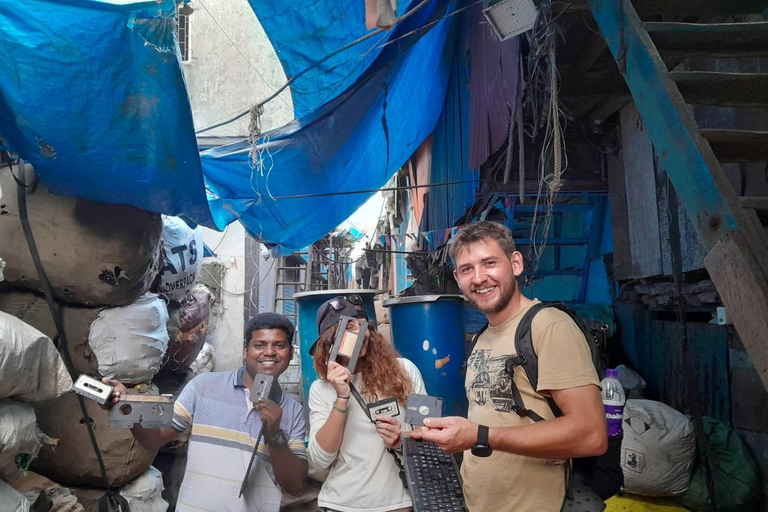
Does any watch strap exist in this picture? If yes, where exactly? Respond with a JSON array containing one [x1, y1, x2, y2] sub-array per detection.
[[477, 424, 490, 446], [266, 429, 287, 448]]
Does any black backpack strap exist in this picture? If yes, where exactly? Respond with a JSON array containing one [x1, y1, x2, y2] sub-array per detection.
[[461, 323, 489, 376], [508, 302, 572, 421]]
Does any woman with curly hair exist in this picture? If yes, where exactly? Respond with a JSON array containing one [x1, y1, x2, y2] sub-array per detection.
[[307, 295, 426, 512]]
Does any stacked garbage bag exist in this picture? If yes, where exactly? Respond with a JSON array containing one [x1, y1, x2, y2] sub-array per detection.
[[0, 166, 214, 511]]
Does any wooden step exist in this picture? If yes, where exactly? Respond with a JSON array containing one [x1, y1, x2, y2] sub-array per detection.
[[670, 72, 768, 107], [700, 129, 768, 163], [739, 196, 768, 226], [646, 22, 768, 57]]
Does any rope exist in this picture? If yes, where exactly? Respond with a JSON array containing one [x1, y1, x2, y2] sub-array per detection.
[[13, 161, 128, 511]]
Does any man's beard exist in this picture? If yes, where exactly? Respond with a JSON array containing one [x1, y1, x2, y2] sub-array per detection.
[[469, 277, 516, 315]]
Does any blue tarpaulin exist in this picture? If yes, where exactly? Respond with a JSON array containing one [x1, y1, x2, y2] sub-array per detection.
[[0, 0, 214, 227], [204, 2, 457, 254], [0, 0, 459, 254], [246, 0, 412, 119]]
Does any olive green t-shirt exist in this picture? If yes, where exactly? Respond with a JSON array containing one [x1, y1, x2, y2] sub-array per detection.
[[461, 301, 599, 512]]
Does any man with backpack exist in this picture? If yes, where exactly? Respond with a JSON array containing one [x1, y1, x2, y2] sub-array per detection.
[[409, 221, 609, 512]]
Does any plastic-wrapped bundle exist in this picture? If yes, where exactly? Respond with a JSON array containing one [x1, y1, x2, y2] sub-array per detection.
[[0, 400, 56, 481], [164, 286, 212, 372], [0, 311, 73, 403], [157, 216, 203, 302]]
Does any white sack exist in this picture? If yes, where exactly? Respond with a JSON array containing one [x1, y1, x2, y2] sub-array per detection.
[[0, 257, 5, 282], [0, 311, 73, 402], [88, 293, 169, 384], [119, 466, 168, 512], [189, 342, 215, 374], [0, 401, 55, 481], [7, 471, 83, 512], [158, 216, 203, 302], [621, 399, 696, 496], [0, 480, 29, 512]]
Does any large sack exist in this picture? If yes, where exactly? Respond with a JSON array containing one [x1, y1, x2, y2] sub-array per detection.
[[164, 286, 212, 372], [0, 479, 29, 512], [32, 389, 157, 487], [0, 400, 55, 481], [88, 293, 169, 384], [0, 290, 169, 383], [7, 470, 83, 512], [0, 311, 73, 402], [189, 342, 215, 375], [621, 399, 696, 496], [157, 216, 203, 302], [0, 167, 163, 306], [0, 291, 99, 378], [119, 466, 168, 512], [675, 417, 760, 512]]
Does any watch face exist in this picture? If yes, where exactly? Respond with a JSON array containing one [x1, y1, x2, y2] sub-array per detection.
[[268, 430, 288, 448], [471, 444, 493, 458]]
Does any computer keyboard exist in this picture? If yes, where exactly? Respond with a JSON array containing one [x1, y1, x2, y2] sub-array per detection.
[[403, 438, 468, 512]]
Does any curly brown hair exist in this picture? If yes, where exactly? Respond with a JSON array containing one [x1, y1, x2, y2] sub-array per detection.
[[312, 323, 413, 404]]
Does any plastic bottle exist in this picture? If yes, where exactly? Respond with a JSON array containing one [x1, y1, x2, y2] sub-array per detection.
[[600, 368, 625, 437]]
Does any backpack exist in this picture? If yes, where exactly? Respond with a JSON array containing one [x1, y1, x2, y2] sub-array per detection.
[[464, 302, 623, 510]]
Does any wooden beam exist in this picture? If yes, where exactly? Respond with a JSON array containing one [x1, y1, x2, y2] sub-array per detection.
[[588, 0, 768, 391], [705, 229, 768, 392], [671, 72, 768, 107], [646, 22, 768, 58], [701, 129, 768, 163], [633, 0, 768, 16], [587, 0, 745, 249]]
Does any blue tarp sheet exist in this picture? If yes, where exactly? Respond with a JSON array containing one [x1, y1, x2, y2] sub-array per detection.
[[0, 0, 214, 227], [0, 0, 458, 254], [247, 0, 412, 119]]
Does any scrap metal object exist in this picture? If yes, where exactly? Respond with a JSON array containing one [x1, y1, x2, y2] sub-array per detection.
[[107, 395, 174, 429]]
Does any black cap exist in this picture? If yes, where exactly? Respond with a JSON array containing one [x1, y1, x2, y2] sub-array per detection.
[[309, 296, 369, 356]]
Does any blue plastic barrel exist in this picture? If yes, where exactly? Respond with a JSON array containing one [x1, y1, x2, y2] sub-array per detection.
[[383, 295, 467, 417], [294, 290, 379, 403]]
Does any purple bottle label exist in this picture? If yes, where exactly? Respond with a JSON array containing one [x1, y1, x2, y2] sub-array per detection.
[[604, 404, 623, 437]]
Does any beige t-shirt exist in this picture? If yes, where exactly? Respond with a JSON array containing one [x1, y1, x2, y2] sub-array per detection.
[[461, 301, 599, 512]]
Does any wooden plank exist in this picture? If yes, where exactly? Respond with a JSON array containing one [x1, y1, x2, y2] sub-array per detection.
[[632, 0, 767, 15], [701, 129, 768, 163], [620, 103, 663, 278], [646, 22, 768, 58], [705, 229, 768, 391], [740, 196, 768, 211], [606, 144, 633, 280], [671, 72, 768, 107]]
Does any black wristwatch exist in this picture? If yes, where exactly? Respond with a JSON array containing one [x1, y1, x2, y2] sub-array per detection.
[[266, 429, 288, 449], [471, 424, 493, 457]]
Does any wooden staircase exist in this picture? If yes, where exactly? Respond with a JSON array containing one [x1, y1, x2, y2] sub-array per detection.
[[586, 0, 768, 390]]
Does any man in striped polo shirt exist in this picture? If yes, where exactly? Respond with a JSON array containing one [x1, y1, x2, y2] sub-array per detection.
[[105, 313, 308, 512]]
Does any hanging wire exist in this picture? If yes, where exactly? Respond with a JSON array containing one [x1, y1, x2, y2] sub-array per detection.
[[525, 0, 569, 270]]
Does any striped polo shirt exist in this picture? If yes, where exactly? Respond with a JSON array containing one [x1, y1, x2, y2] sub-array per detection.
[[172, 367, 307, 512]]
